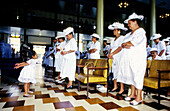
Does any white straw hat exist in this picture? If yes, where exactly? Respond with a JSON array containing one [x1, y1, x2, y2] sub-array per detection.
[[63, 27, 74, 35], [108, 22, 128, 31], [150, 34, 162, 40], [150, 48, 158, 52], [55, 35, 65, 39], [124, 13, 144, 24], [162, 38, 169, 42], [91, 33, 100, 39]]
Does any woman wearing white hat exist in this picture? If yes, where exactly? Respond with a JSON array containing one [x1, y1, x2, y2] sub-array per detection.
[[60, 27, 77, 89], [107, 22, 128, 96], [109, 13, 147, 105], [148, 48, 162, 61], [54, 35, 66, 82], [151, 34, 166, 59], [88, 33, 101, 59]]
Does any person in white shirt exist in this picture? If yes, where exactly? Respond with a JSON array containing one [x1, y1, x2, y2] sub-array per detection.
[[88, 33, 101, 59], [54, 35, 66, 81], [151, 34, 166, 59], [103, 39, 110, 56], [148, 48, 162, 61], [60, 27, 77, 89], [146, 42, 151, 58], [107, 22, 128, 96]]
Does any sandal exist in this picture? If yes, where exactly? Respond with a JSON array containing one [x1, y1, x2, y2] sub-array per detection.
[[124, 97, 135, 101], [130, 100, 142, 105], [28, 91, 34, 94], [23, 94, 33, 97]]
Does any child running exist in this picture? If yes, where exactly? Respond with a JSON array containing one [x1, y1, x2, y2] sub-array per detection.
[[14, 51, 37, 97]]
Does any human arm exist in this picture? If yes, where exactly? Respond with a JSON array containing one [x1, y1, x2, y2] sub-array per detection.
[[107, 47, 122, 59], [14, 62, 29, 69], [61, 50, 75, 55], [158, 49, 165, 56]]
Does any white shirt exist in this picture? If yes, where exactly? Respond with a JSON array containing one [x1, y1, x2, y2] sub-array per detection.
[[152, 41, 166, 59], [146, 46, 151, 57], [148, 55, 162, 61], [110, 36, 125, 53], [89, 41, 101, 59], [166, 45, 170, 55]]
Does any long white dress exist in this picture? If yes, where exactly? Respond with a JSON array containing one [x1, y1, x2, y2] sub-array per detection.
[[18, 59, 37, 83], [89, 41, 101, 59], [116, 28, 147, 89], [55, 41, 66, 72], [110, 36, 125, 79], [60, 38, 77, 81]]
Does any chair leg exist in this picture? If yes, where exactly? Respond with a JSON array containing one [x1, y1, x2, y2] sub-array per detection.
[[158, 88, 160, 105], [87, 82, 89, 99], [78, 80, 80, 92]]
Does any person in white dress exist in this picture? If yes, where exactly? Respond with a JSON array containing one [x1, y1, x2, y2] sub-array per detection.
[[107, 22, 128, 96], [150, 34, 166, 59], [54, 35, 66, 81], [103, 38, 110, 56], [60, 27, 77, 89], [88, 33, 101, 59], [148, 48, 162, 61], [14, 51, 37, 97], [109, 13, 147, 105]]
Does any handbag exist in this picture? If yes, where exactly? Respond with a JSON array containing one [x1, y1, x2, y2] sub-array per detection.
[[83, 62, 95, 75]]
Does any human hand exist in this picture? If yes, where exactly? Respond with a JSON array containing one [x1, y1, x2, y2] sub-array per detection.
[[15, 63, 20, 66], [61, 51, 67, 55], [107, 54, 113, 59], [14, 66, 20, 69]]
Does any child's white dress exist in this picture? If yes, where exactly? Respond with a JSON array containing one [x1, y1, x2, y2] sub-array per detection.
[[18, 59, 37, 83]]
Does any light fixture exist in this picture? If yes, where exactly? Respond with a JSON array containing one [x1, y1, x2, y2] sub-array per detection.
[[159, 13, 170, 19], [118, 1, 129, 8]]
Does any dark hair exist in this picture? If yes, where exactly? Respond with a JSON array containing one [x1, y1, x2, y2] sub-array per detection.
[[96, 38, 99, 40], [28, 50, 36, 59], [130, 19, 142, 27], [59, 37, 65, 41]]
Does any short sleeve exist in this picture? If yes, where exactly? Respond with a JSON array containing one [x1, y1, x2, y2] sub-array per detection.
[[130, 28, 146, 46], [70, 39, 77, 51], [26, 59, 33, 65], [160, 41, 166, 50]]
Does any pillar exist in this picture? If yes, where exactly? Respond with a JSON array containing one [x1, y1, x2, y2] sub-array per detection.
[[150, 0, 156, 46], [97, 0, 104, 56]]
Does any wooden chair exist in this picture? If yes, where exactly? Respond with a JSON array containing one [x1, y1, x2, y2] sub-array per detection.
[[143, 60, 170, 105], [76, 59, 108, 98]]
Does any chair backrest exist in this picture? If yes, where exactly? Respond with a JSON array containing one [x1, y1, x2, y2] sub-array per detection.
[[148, 60, 170, 79], [93, 59, 108, 78], [79, 59, 87, 65]]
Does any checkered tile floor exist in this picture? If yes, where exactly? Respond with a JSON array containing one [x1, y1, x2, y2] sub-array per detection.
[[0, 73, 170, 111]]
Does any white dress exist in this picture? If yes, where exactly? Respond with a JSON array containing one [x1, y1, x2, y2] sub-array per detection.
[[60, 38, 77, 81], [55, 41, 66, 72], [116, 28, 147, 89], [18, 59, 37, 83], [152, 41, 166, 59], [89, 41, 101, 59], [110, 36, 125, 79]]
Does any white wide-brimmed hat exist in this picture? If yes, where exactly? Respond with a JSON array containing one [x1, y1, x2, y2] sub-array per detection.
[[124, 13, 144, 24], [63, 27, 74, 35], [91, 33, 100, 39], [150, 48, 158, 52], [55, 35, 65, 39], [108, 22, 128, 31], [103, 38, 107, 41], [162, 38, 169, 42], [150, 33, 162, 40], [166, 37, 170, 40]]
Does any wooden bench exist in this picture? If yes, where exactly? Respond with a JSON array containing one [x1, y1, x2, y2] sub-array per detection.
[[143, 60, 170, 105], [76, 59, 108, 98]]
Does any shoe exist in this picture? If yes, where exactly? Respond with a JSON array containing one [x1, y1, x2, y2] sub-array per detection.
[[116, 93, 122, 96], [55, 78, 63, 82], [130, 100, 142, 105], [96, 84, 103, 88], [124, 97, 135, 101], [98, 87, 107, 93], [109, 89, 118, 92], [66, 85, 73, 89], [23, 94, 33, 97], [57, 79, 65, 83], [55, 76, 60, 80], [28, 91, 34, 94]]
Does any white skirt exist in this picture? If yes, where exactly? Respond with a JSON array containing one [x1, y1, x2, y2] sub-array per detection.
[[60, 56, 76, 81], [54, 52, 63, 72], [117, 48, 146, 89], [18, 66, 36, 83]]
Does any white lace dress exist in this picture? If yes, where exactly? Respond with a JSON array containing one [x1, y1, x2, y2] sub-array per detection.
[[18, 59, 37, 83]]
